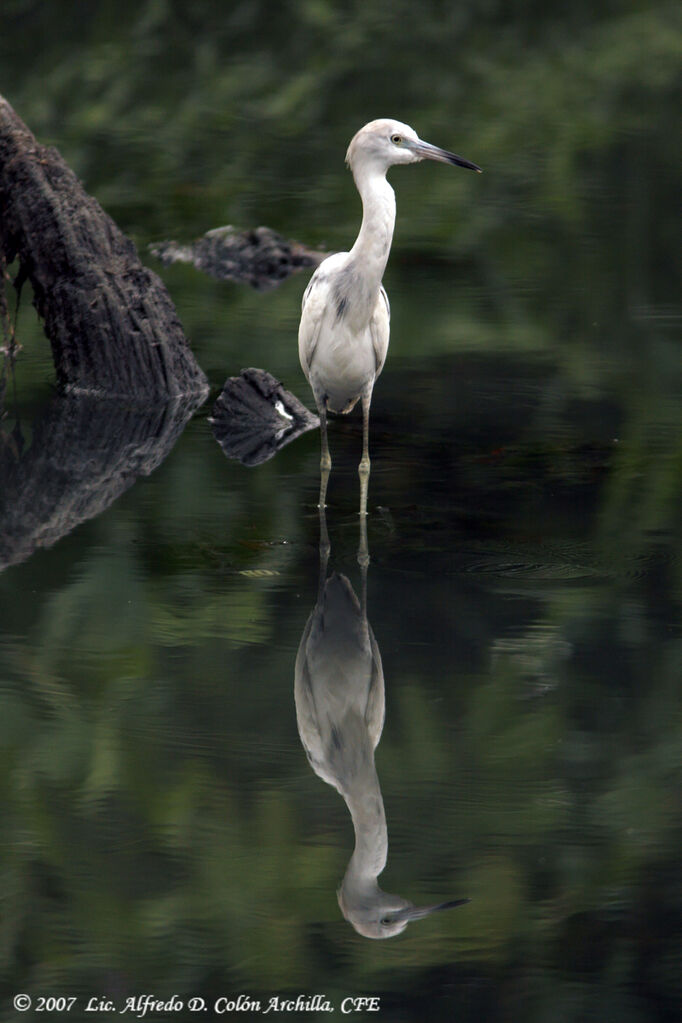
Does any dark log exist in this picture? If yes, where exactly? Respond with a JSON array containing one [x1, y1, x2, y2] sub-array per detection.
[[210, 367, 319, 466], [0, 94, 208, 399], [150, 225, 325, 291], [0, 392, 203, 572]]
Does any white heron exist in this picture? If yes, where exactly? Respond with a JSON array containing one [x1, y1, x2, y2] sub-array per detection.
[[298, 118, 480, 514], [294, 511, 469, 938]]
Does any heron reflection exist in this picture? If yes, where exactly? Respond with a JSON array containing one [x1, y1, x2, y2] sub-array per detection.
[[294, 512, 468, 938]]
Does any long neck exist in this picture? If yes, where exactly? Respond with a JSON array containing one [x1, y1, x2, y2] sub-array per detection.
[[348, 165, 396, 296]]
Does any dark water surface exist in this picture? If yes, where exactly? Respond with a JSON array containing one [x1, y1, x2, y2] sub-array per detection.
[[2, 344, 680, 1021], [1, 3, 681, 1020]]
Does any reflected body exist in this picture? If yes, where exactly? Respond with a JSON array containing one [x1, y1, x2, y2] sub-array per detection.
[[295, 515, 468, 938], [298, 118, 480, 514]]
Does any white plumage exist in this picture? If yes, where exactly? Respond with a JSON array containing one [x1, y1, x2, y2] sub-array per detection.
[[298, 118, 480, 515]]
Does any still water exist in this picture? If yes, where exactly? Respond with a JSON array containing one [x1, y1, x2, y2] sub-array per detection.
[[1, 15, 681, 1018]]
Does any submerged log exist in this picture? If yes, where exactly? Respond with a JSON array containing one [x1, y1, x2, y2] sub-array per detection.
[[210, 367, 319, 466], [150, 225, 325, 291], [0, 95, 208, 398]]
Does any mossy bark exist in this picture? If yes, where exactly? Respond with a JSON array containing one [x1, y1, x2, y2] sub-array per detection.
[[0, 95, 208, 398]]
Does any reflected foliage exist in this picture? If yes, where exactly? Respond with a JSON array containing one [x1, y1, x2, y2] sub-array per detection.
[[1, 353, 679, 1017]]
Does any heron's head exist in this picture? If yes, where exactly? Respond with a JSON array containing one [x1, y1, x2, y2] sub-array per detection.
[[337, 884, 470, 940], [345, 119, 481, 177]]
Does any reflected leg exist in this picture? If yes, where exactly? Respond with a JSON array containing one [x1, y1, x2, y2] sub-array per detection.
[[357, 507, 369, 572], [318, 501, 331, 599]]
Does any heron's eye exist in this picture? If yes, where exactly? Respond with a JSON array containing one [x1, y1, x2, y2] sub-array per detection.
[[380, 916, 392, 926], [391, 134, 403, 145]]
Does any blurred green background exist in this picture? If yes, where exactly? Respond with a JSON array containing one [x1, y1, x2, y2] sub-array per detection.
[[1, 1, 681, 1020]]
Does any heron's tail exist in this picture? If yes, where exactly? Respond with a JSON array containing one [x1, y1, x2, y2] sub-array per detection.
[[328, 395, 361, 415]]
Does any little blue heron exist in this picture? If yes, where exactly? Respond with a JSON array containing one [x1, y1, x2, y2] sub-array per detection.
[[298, 118, 480, 514]]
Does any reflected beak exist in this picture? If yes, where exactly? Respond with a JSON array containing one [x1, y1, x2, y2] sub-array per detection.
[[394, 897, 471, 923], [414, 139, 481, 173]]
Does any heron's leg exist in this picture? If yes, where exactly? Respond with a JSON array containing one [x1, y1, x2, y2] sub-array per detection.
[[358, 389, 372, 518], [316, 397, 331, 509]]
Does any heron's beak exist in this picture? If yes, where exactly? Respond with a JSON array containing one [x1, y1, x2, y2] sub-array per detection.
[[394, 897, 471, 924], [414, 140, 481, 173]]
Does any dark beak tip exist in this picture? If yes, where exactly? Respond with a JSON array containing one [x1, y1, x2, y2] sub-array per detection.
[[452, 156, 481, 173]]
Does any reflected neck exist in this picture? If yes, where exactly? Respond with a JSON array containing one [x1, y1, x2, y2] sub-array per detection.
[[343, 763, 388, 880]]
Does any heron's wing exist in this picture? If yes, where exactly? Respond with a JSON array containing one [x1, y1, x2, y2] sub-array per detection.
[[364, 625, 386, 749], [370, 286, 391, 378], [294, 613, 326, 762], [298, 253, 348, 379], [295, 640, 349, 792], [379, 284, 390, 321]]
